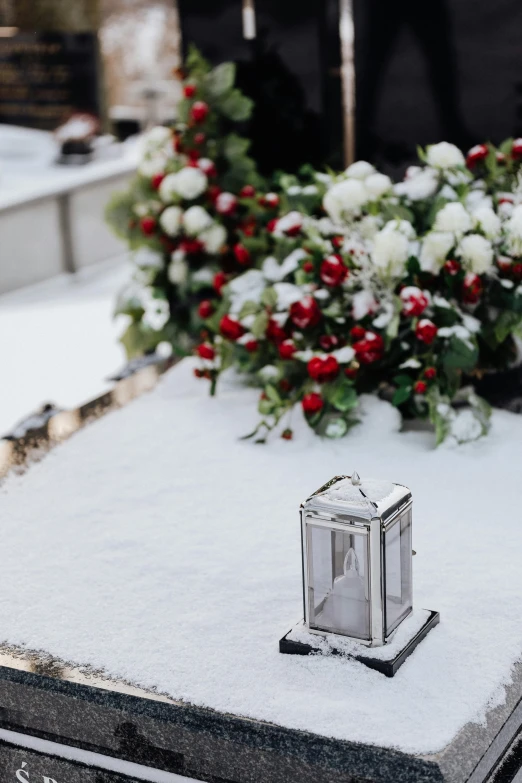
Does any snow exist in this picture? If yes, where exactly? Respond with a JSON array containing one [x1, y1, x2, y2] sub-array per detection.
[[0, 728, 200, 783], [1, 361, 522, 755], [0, 260, 129, 437], [321, 476, 394, 504]]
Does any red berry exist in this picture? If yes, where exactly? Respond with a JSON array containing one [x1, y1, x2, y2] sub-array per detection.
[[173, 135, 183, 153], [187, 148, 200, 162], [345, 366, 358, 379], [279, 340, 297, 360], [302, 392, 324, 415], [289, 297, 322, 329], [424, 367, 437, 380], [512, 138, 522, 160], [140, 216, 156, 236], [462, 272, 483, 304], [303, 261, 314, 274], [281, 428, 293, 440], [151, 173, 165, 190], [191, 100, 209, 123], [245, 339, 259, 352], [513, 262, 522, 280], [499, 196, 514, 205], [267, 218, 279, 233], [350, 325, 366, 341], [279, 379, 292, 392], [240, 185, 256, 198], [353, 332, 384, 364], [400, 286, 429, 317], [332, 236, 344, 250], [213, 271, 227, 295], [320, 255, 349, 287], [194, 368, 203, 378], [319, 334, 339, 351], [416, 319, 438, 345], [414, 381, 427, 394], [207, 185, 222, 202], [266, 319, 287, 345], [198, 157, 217, 177], [179, 238, 204, 255], [497, 255, 512, 272], [444, 259, 460, 276], [307, 355, 340, 383], [219, 315, 245, 341], [496, 151, 506, 164], [215, 192, 237, 216], [260, 192, 279, 208], [198, 300, 214, 319], [196, 343, 215, 360], [466, 144, 489, 168], [194, 132, 205, 145], [233, 243, 251, 265], [184, 84, 196, 98]]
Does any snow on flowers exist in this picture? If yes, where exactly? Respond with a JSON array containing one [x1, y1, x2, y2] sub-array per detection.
[[194, 139, 522, 445]]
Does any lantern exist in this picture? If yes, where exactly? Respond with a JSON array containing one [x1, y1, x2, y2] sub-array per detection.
[[280, 472, 439, 675]]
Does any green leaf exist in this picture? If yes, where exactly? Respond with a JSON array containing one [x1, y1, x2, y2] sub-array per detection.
[[265, 385, 282, 404], [499, 138, 514, 156], [393, 374, 413, 387], [392, 386, 412, 406], [218, 89, 254, 121], [120, 322, 162, 359], [223, 133, 251, 160], [204, 62, 236, 97], [251, 311, 269, 339], [442, 336, 478, 373], [494, 311, 522, 344], [261, 287, 278, 309], [326, 380, 358, 412], [258, 399, 274, 416], [238, 300, 260, 319]]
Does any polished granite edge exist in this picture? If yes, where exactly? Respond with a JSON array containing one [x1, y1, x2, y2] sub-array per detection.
[[0, 654, 443, 783]]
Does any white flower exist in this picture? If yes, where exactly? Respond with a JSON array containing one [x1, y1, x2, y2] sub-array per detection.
[[323, 179, 368, 222], [465, 189, 492, 212], [371, 229, 410, 276], [199, 223, 227, 254], [433, 202, 472, 234], [183, 205, 213, 235], [358, 215, 381, 239], [228, 270, 266, 314], [472, 206, 501, 240], [419, 232, 454, 273], [394, 168, 438, 201], [352, 290, 377, 320], [439, 184, 458, 200], [168, 255, 188, 285], [364, 173, 392, 199], [382, 218, 416, 239], [505, 204, 522, 255], [159, 206, 183, 236], [400, 358, 421, 369], [133, 248, 163, 269], [274, 283, 303, 310], [302, 184, 318, 195], [426, 141, 465, 169], [142, 125, 172, 150], [262, 249, 306, 282], [287, 185, 301, 196], [345, 160, 375, 179], [331, 346, 355, 363], [139, 156, 166, 177], [259, 365, 280, 382], [159, 167, 207, 202], [458, 234, 494, 274]]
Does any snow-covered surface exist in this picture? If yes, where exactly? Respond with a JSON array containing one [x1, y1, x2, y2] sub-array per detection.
[[288, 609, 430, 661], [0, 260, 129, 437], [1, 360, 522, 755], [0, 131, 138, 211], [0, 728, 200, 783]]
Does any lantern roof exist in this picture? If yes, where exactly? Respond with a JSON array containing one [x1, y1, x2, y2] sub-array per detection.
[[302, 473, 411, 522]]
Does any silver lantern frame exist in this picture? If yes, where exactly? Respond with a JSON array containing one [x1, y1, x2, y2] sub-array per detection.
[[300, 473, 413, 648]]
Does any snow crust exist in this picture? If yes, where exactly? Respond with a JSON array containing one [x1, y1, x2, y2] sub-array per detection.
[[1, 359, 522, 755]]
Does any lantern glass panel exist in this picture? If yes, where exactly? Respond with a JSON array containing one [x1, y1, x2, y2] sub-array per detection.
[[384, 509, 413, 637], [307, 524, 370, 640]]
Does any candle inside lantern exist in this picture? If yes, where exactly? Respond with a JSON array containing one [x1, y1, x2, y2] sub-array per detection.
[[317, 546, 367, 633]]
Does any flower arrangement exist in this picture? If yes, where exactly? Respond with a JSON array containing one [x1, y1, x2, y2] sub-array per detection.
[[195, 141, 522, 445], [106, 46, 273, 357]]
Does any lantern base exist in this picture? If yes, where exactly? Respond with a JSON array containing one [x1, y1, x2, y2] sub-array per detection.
[[279, 609, 440, 677]]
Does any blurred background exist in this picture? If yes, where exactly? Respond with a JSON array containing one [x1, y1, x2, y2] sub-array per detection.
[[1, 0, 522, 435]]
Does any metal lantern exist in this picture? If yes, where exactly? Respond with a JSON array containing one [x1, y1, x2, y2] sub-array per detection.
[[300, 472, 413, 647]]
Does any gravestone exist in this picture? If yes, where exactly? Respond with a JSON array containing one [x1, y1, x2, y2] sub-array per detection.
[[0, 31, 100, 131], [177, 0, 344, 175]]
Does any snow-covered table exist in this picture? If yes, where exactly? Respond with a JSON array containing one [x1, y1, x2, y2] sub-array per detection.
[[1, 359, 522, 782]]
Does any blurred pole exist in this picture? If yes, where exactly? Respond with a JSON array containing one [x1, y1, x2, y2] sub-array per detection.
[[339, 0, 356, 166]]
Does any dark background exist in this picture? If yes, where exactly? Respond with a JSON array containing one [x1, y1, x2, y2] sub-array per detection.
[[179, 0, 522, 176]]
